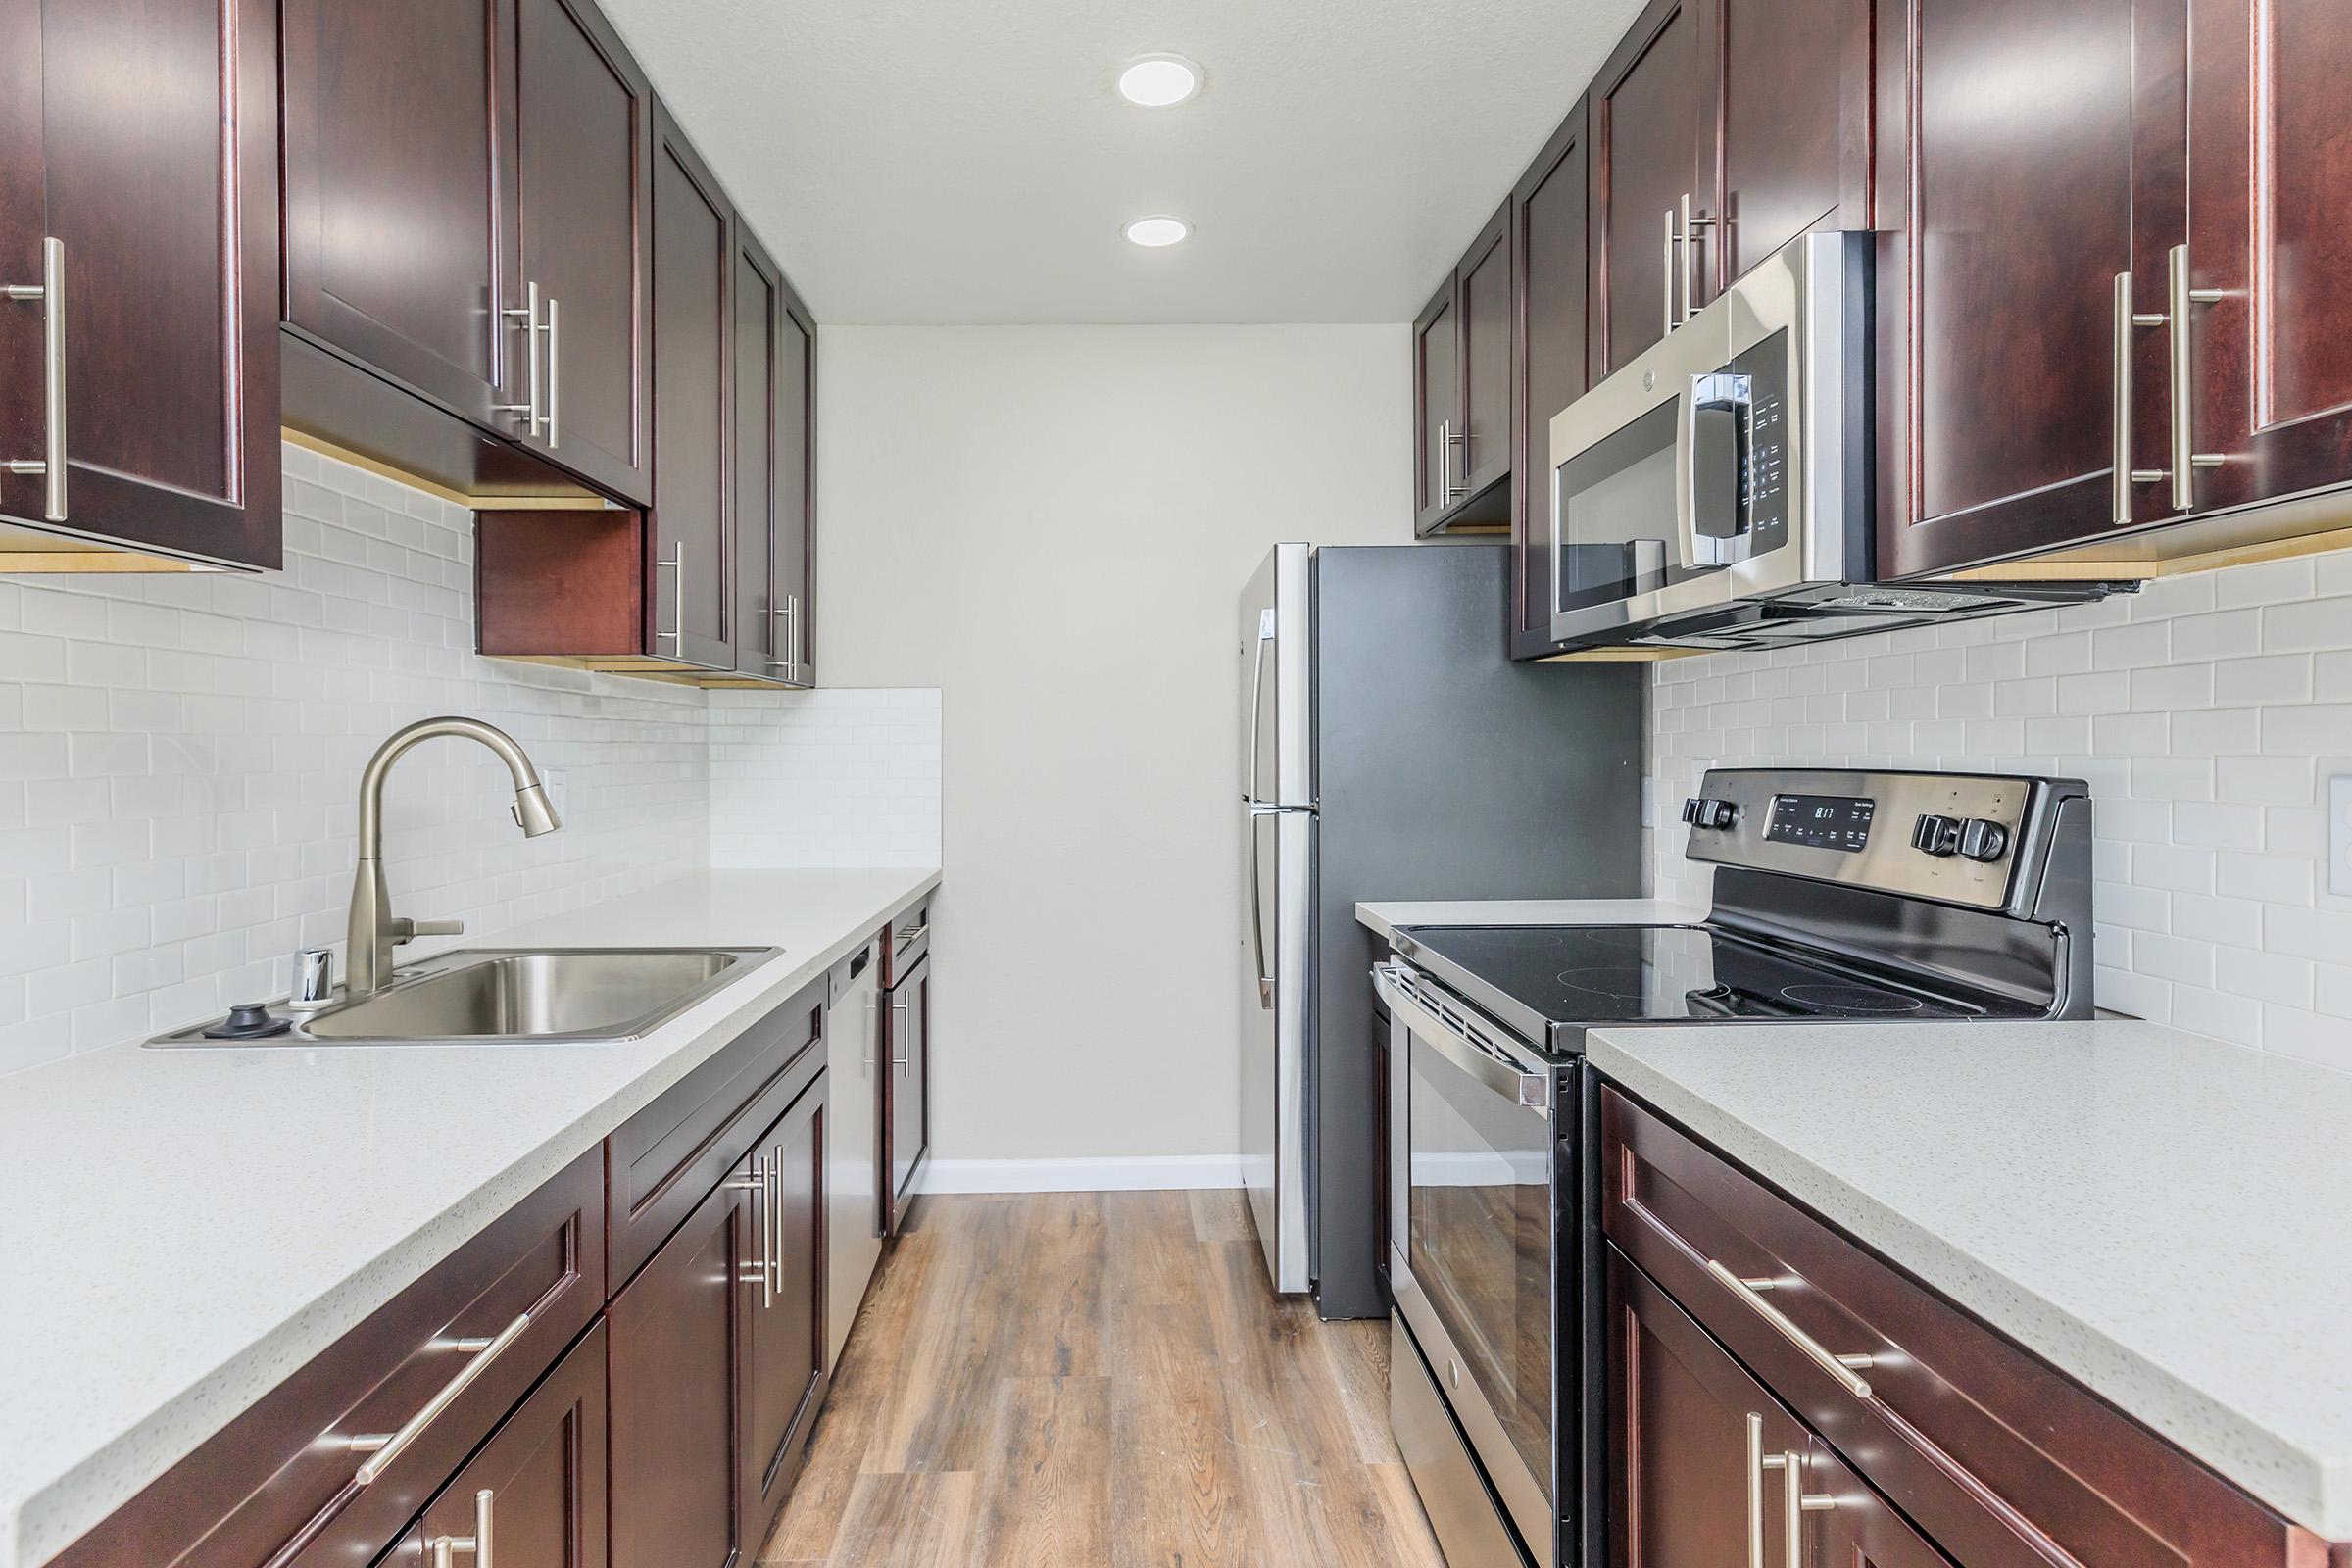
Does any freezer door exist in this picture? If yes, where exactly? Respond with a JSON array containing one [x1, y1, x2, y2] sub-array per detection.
[[1241, 802, 1313, 1293]]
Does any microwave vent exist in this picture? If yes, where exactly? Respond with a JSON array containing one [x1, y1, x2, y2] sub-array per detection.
[[1814, 587, 2015, 612]]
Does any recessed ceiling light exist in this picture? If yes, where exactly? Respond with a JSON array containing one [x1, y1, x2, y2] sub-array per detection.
[[1116, 55, 1202, 108], [1124, 216, 1191, 248]]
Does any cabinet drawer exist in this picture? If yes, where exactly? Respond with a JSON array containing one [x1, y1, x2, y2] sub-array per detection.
[[53, 1146, 604, 1568], [607, 974, 827, 1288], [1599, 1087, 2318, 1568]]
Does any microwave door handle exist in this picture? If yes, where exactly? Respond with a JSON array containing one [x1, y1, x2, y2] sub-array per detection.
[[1674, 376, 1703, 571], [1679, 373, 1753, 570]]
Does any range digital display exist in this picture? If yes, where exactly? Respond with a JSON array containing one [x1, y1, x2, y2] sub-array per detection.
[[1766, 793, 1876, 854]]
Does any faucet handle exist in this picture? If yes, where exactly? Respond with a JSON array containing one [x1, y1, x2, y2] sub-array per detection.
[[393, 916, 466, 944]]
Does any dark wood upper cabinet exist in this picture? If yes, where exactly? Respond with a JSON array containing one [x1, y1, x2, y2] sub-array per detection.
[[1413, 205, 1513, 538], [1510, 100, 1592, 658], [0, 0, 280, 569], [1875, 0, 2175, 577], [742, 1078, 828, 1546], [1460, 211, 1514, 499], [732, 230, 782, 680], [1706, 0, 1875, 286], [282, 0, 519, 436], [514, 0, 654, 505], [609, 1154, 752, 1568], [2186, 0, 2352, 515], [776, 283, 817, 687], [1592, 0, 1708, 377], [1412, 282, 1460, 530], [282, 0, 650, 509], [649, 100, 736, 671]]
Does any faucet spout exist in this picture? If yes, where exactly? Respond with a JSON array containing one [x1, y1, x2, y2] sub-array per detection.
[[347, 717, 564, 997]]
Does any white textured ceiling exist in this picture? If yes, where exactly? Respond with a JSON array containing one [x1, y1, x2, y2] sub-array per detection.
[[595, 0, 1649, 324]]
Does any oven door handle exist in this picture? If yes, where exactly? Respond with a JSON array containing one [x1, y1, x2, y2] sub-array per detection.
[[1374, 964, 1550, 1117]]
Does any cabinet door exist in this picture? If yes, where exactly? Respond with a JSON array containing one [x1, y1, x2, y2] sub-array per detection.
[[1878, 0, 2178, 575], [744, 1078, 828, 1544], [0, 0, 280, 567], [1459, 206, 1514, 498], [419, 1321, 609, 1568], [609, 1159, 752, 1568], [514, 0, 653, 506], [648, 102, 735, 671], [282, 0, 519, 435], [1607, 1248, 1811, 1568], [776, 282, 817, 688], [1412, 279, 1460, 532], [1592, 0, 1709, 376], [1708, 0, 1874, 285], [1511, 102, 1592, 657], [1802, 1439, 1952, 1568], [2188, 0, 2352, 514], [732, 229, 782, 680], [882, 964, 929, 1236]]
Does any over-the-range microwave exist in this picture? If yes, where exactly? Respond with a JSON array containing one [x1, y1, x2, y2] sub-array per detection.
[[1545, 230, 2129, 653]]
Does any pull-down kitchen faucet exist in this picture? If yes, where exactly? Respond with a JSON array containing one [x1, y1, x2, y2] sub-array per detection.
[[346, 716, 562, 997]]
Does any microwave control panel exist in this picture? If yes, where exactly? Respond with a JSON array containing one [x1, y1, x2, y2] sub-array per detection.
[[1728, 329, 1790, 555]]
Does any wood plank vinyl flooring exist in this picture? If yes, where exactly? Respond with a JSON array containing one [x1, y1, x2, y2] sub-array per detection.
[[760, 1192, 1448, 1568]]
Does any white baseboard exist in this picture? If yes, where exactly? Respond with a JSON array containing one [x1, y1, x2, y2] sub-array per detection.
[[914, 1154, 1246, 1195]]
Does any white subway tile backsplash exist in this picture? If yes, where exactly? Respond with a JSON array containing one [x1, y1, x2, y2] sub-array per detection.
[[1648, 557, 2352, 1065], [707, 688, 941, 869]]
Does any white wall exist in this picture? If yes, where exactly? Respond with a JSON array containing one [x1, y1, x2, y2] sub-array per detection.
[[1651, 555, 2352, 1072], [0, 445, 710, 1077], [814, 325, 1410, 1165]]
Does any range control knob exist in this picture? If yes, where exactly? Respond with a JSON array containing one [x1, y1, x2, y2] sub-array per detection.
[[1959, 818, 2011, 863], [1682, 797, 1738, 831], [1911, 813, 1963, 858]]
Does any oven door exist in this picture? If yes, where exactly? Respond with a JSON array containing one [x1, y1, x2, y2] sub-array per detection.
[[1375, 963, 1560, 1568]]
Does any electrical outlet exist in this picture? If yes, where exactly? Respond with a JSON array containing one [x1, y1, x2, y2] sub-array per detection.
[[544, 768, 569, 822], [2331, 774, 2352, 898]]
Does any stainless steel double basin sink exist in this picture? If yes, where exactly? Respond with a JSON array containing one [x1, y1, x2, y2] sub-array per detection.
[[149, 947, 775, 1047]]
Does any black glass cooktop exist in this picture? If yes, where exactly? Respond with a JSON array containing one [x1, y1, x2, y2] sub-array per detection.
[[1398, 923, 1982, 1030]]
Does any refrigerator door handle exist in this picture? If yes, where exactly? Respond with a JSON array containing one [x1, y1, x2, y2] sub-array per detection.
[[1246, 607, 1275, 807], [1248, 813, 1273, 1009]]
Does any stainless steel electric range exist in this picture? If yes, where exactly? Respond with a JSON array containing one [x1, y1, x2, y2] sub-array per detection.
[[1375, 767, 2095, 1568]]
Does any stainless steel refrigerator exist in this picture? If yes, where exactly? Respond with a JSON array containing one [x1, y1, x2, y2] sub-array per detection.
[[1238, 542, 1644, 1319]]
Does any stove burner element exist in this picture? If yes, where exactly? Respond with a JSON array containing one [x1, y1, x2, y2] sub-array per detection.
[[1780, 984, 1925, 1014], [1552, 966, 1644, 1004]]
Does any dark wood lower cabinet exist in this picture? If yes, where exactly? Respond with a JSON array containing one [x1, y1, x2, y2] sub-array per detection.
[[609, 1151, 755, 1568], [881, 956, 929, 1237], [743, 1078, 828, 1544], [420, 1321, 610, 1568]]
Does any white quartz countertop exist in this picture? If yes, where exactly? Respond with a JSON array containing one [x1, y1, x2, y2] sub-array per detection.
[[0, 867, 939, 1568], [1586, 1019, 2352, 1539], [1354, 897, 1707, 940]]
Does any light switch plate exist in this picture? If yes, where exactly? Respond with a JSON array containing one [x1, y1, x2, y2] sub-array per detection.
[[2331, 774, 2352, 897]]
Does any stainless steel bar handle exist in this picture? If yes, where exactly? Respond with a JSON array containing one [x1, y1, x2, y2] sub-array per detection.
[[654, 549, 684, 644], [863, 990, 878, 1069], [428, 1488, 495, 1568], [2111, 272, 2136, 525], [1744, 1412, 1767, 1568], [1706, 1259, 1875, 1398], [1371, 963, 1550, 1117], [891, 994, 911, 1074], [1662, 208, 1680, 338], [1679, 194, 1715, 327], [1245, 610, 1273, 809], [728, 1159, 771, 1307], [545, 295, 560, 449], [3, 237, 67, 521], [767, 1141, 784, 1297], [1436, 417, 1450, 502], [1757, 1439, 1836, 1567], [2167, 244, 2226, 513], [347, 1312, 532, 1484], [493, 281, 543, 435]]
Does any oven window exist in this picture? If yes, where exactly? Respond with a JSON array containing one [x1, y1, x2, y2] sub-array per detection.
[[1407, 1033, 1554, 1501], [1554, 401, 1680, 616]]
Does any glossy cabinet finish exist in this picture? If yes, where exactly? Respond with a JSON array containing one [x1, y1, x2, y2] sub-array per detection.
[[1510, 101, 1592, 658], [1460, 211, 1515, 501], [1705, 0, 1874, 286], [419, 1322, 610, 1568], [608, 1151, 752, 1568], [742, 1078, 828, 1546], [282, 0, 519, 432], [1600, 1086, 2332, 1568], [730, 230, 817, 687], [1592, 0, 1706, 376], [1413, 283, 1460, 529], [776, 282, 818, 686], [514, 0, 654, 505], [0, 0, 280, 568], [649, 100, 735, 672]]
